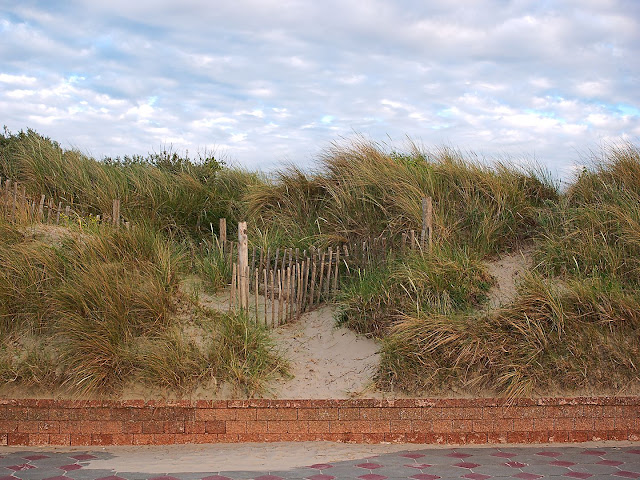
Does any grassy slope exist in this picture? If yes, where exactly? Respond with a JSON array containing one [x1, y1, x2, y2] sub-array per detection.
[[2, 128, 640, 398]]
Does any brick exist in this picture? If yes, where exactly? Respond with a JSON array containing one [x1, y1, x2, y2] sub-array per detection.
[[602, 405, 625, 417], [28, 433, 50, 446], [528, 431, 549, 443], [17, 421, 40, 433], [307, 421, 331, 434], [487, 432, 509, 443], [185, 421, 206, 434], [465, 432, 488, 444], [589, 430, 610, 441], [323, 432, 363, 443], [142, 421, 165, 434], [151, 434, 176, 444], [176, 433, 219, 444], [338, 408, 360, 420], [362, 433, 385, 443], [224, 421, 246, 434], [398, 408, 423, 420], [451, 419, 473, 432], [518, 406, 546, 418], [410, 432, 446, 444], [290, 420, 310, 434], [48, 434, 70, 445], [594, 417, 615, 430], [205, 420, 226, 434], [446, 432, 467, 444], [359, 408, 400, 420], [216, 433, 239, 442], [38, 421, 60, 433], [384, 432, 406, 443], [26, 407, 50, 420], [548, 431, 570, 443], [493, 418, 513, 431], [256, 409, 297, 421], [575, 417, 595, 430], [111, 434, 134, 445], [237, 433, 274, 443], [235, 409, 257, 421], [69, 433, 91, 446], [0, 433, 7, 445], [412, 420, 432, 432], [5, 406, 28, 419], [298, 408, 338, 421], [7, 432, 29, 445], [568, 431, 591, 443], [91, 434, 113, 445], [245, 421, 268, 433], [0, 420, 18, 432], [607, 430, 629, 441], [92, 420, 122, 434], [506, 431, 529, 443], [389, 420, 412, 432], [196, 408, 237, 421], [471, 419, 494, 432], [345, 420, 390, 433], [267, 421, 289, 434], [164, 421, 185, 434], [554, 418, 575, 430], [512, 418, 534, 431], [122, 420, 143, 434], [133, 434, 154, 445], [432, 419, 453, 433], [533, 417, 554, 431], [443, 407, 483, 420]]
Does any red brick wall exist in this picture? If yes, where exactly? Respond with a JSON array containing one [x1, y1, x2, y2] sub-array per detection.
[[0, 397, 637, 446]]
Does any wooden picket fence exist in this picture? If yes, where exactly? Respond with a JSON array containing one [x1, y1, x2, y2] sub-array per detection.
[[0, 177, 125, 228], [218, 196, 434, 328]]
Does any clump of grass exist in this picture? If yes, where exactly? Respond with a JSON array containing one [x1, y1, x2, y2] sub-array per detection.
[[210, 310, 289, 396], [0, 128, 249, 237], [197, 239, 231, 292], [335, 247, 493, 336], [379, 273, 640, 397], [248, 139, 557, 254]]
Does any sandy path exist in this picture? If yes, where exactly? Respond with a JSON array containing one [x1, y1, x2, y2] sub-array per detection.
[[270, 306, 381, 399], [80, 442, 428, 472], [485, 246, 532, 307]]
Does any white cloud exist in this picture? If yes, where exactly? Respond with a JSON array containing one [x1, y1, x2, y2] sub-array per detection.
[[0, 0, 638, 177]]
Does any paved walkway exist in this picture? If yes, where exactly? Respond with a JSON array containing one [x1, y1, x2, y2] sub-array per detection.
[[2, 444, 640, 480]]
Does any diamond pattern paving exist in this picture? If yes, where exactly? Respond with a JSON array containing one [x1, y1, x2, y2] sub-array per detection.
[[0, 445, 639, 479]]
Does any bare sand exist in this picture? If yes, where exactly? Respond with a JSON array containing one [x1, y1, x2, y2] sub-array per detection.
[[269, 306, 382, 399], [187, 280, 383, 399], [485, 246, 532, 308]]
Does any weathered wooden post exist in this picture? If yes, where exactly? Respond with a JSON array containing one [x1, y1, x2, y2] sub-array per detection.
[[219, 218, 227, 252], [238, 221, 249, 310]]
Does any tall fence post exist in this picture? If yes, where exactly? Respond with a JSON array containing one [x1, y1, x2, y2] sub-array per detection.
[[238, 221, 249, 311], [219, 218, 227, 252]]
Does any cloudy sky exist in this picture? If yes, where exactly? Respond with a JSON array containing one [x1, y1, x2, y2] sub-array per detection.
[[1, 1, 638, 179]]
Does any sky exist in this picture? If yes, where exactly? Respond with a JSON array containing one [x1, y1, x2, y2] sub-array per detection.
[[0, 0, 639, 180]]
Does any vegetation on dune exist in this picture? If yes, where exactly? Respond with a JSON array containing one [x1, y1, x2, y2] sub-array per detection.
[[248, 139, 557, 253], [378, 143, 640, 397], [0, 217, 286, 396], [2, 127, 640, 398]]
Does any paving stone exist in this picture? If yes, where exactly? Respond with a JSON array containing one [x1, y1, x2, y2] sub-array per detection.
[[520, 463, 572, 475], [64, 469, 118, 480], [471, 463, 519, 476], [14, 469, 65, 480], [568, 464, 622, 475]]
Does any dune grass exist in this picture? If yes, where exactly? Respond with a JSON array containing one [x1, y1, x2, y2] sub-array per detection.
[[3, 127, 640, 399], [377, 143, 640, 397], [0, 216, 285, 397]]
